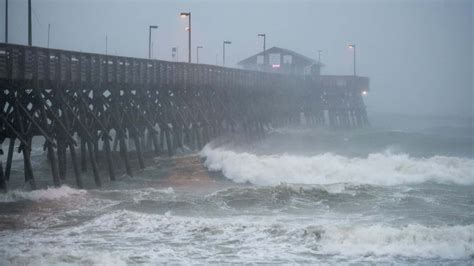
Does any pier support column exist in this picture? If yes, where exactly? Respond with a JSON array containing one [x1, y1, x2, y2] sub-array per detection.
[[184, 125, 192, 149], [194, 125, 202, 150], [119, 131, 133, 177], [362, 109, 370, 127], [87, 140, 101, 187], [68, 142, 83, 189], [21, 140, 36, 190], [132, 131, 145, 170], [202, 125, 210, 146], [328, 110, 336, 128], [93, 133, 100, 163], [57, 139, 67, 180], [0, 161, 6, 191], [47, 143, 61, 187], [174, 124, 183, 150], [160, 127, 165, 151], [150, 126, 160, 156], [164, 127, 174, 157], [112, 132, 119, 152], [102, 133, 116, 181], [341, 111, 350, 129], [5, 138, 15, 181], [350, 110, 358, 128], [80, 136, 87, 172]]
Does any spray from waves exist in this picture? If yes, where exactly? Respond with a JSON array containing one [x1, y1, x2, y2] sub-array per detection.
[[0, 186, 86, 202], [200, 146, 474, 186]]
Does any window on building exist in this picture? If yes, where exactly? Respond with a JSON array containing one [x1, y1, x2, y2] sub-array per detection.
[[269, 53, 281, 65], [283, 55, 293, 64], [336, 79, 347, 87], [256, 55, 264, 65]]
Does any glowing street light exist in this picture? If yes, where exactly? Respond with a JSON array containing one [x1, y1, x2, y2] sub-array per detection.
[[148, 25, 158, 59], [180, 12, 191, 63], [222, 41, 231, 66], [362, 90, 368, 96], [348, 44, 356, 76], [196, 46, 203, 63]]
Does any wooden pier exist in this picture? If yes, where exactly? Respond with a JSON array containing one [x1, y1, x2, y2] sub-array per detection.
[[0, 43, 369, 190]]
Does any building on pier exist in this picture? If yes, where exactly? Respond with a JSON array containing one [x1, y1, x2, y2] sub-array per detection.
[[237, 47, 323, 75]]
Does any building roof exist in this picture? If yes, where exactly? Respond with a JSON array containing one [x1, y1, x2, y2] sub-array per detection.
[[237, 46, 324, 67]]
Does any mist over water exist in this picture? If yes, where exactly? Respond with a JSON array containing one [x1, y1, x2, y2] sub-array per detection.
[[0, 114, 473, 264], [1, 0, 472, 263]]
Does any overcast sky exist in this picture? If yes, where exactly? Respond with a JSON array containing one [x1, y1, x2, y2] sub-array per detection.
[[3, 0, 473, 117]]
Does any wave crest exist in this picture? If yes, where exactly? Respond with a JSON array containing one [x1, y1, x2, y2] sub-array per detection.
[[2, 209, 473, 263], [200, 146, 474, 186], [0, 185, 86, 202]]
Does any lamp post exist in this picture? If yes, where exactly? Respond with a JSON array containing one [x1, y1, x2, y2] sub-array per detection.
[[348, 44, 356, 76], [318, 49, 322, 64], [180, 12, 191, 63], [151, 42, 154, 59], [47, 23, 50, 48], [222, 41, 231, 66], [257, 33, 266, 52], [5, 0, 7, 43], [28, 0, 31, 46], [258, 33, 266, 67], [196, 45, 203, 63], [105, 35, 108, 55], [148, 25, 158, 59]]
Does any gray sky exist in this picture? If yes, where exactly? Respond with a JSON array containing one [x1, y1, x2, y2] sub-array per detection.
[[3, 0, 473, 117]]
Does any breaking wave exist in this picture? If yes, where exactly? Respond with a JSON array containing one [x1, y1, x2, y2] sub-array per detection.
[[0, 186, 86, 202], [1, 210, 472, 264], [200, 146, 474, 186], [318, 223, 474, 259]]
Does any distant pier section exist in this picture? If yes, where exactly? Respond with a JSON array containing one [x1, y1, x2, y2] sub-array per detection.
[[0, 43, 369, 190]]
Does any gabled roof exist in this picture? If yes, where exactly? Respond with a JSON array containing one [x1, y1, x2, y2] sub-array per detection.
[[237, 46, 324, 67]]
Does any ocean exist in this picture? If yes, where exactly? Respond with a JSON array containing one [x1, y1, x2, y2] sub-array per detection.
[[0, 114, 473, 264]]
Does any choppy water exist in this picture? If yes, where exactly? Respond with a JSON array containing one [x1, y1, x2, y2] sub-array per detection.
[[0, 115, 473, 264]]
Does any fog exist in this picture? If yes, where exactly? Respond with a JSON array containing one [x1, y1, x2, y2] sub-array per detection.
[[3, 0, 472, 117]]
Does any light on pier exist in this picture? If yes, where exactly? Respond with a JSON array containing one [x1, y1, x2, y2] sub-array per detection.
[[223, 41, 232, 66], [257, 33, 266, 52], [180, 12, 192, 63], [348, 44, 356, 76], [149, 25, 158, 59]]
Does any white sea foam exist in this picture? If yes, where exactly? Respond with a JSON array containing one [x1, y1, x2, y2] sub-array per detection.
[[200, 146, 474, 186], [1, 210, 472, 264], [319, 224, 474, 259], [157, 187, 175, 194], [0, 185, 86, 202]]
